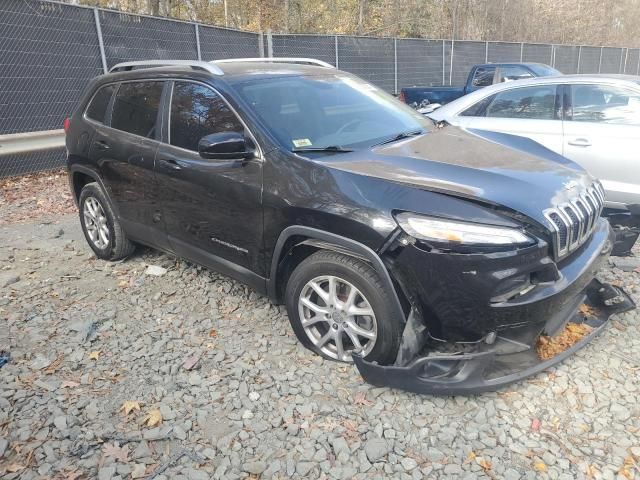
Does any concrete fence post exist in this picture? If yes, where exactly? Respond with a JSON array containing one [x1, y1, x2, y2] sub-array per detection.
[[576, 45, 582, 73], [266, 30, 273, 58], [598, 47, 603, 73], [258, 31, 264, 57], [520, 42, 524, 62], [449, 39, 454, 86]]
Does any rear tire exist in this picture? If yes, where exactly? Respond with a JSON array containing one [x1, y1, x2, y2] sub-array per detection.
[[79, 182, 135, 261], [285, 250, 403, 364]]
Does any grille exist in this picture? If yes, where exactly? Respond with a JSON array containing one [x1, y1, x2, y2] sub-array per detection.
[[544, 182, 605, 259]]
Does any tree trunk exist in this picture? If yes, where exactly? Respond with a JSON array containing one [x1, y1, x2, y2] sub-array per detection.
[[148, 0, 160, 16], [357, 0, 366, 35]]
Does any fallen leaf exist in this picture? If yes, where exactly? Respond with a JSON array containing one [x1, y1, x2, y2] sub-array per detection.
[[531, 418, 541, 432], [88, 351, 101, 361], [586, 464, 599, 478], [61, 380, 80, 388], [103, 443, 129, 463], [142, 409, 162, 427], [619, 456, 635, 479], [353, 391, 372, 406], [6, 464, 25, 473], [465, 451, 477, 463], [44, 353, 64, 374], [61, 469, 83, 480], [477, 457, 492, 472], [120, 400, 142, 415], [578, 303, 598, 317], [118, 279, 128, 288], [536, 322, 593, 360], [208, 329, 218, 338], [342, 419, 358, 436], [534, 461, 547, 472]]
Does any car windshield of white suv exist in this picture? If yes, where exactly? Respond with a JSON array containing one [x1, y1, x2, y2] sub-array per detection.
[[233, 74, 432, 151]]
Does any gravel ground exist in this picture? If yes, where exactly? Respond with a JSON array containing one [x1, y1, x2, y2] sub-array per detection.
[[1, 213, 639, 480]]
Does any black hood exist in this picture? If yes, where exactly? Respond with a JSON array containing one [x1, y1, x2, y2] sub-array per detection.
[[322, 126, 593, 226]]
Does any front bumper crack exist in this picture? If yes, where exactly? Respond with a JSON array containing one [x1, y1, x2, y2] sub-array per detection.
[[353, 279, 635, 395]]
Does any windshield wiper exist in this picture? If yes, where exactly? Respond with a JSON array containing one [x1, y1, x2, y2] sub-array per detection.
[[292, 145, 354, 153], [372, 129, 423, 147]]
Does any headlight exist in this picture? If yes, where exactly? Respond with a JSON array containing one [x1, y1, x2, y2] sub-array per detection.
[[395, 212, 534, 246]]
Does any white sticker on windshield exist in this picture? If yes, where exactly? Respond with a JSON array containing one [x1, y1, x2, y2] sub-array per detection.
[[292, 138, 312, 148]]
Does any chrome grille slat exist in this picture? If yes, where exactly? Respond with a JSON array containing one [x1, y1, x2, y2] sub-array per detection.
[[544, 182, 603, 260]]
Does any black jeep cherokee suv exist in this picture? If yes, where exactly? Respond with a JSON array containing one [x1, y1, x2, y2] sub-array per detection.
[[65, 58, 633, 394]]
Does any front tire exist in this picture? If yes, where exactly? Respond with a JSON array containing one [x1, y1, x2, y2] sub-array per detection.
[[285, 250, 403, 364], [79, 182, 135, 261]]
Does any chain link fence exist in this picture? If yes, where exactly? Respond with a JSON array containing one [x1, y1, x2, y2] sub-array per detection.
[[1, 0, 640, 178]]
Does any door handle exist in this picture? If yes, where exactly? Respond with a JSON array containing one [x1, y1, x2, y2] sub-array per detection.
[[158, 158, 183, 171], [93, 140, 110, 151], [568, 138, 592, 147]]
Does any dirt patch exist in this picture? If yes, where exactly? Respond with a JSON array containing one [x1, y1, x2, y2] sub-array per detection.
[[0, 170, 76, 225]]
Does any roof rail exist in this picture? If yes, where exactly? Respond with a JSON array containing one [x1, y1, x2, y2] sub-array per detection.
[[214, 57, 335, 68], [109, 60, 224, 75]]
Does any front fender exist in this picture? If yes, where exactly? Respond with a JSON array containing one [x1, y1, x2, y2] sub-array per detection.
[[267, 225, 406, 326]]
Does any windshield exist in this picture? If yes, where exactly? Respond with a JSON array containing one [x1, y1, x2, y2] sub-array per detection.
[[232, 74, 432, 151]]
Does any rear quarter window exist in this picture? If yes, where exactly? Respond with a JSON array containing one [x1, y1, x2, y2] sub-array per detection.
[[85, 84, 115, 123]]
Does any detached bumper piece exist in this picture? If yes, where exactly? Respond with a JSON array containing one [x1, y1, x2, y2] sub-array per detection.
[[353, 279, 635, 395], [606, 210, 640, 257]]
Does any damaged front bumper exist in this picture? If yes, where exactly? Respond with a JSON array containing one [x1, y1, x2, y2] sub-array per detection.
[[353, 279, 634, 395]]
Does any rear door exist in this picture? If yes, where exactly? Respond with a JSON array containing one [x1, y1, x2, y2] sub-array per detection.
[[563, 83, 640, 208], [91, 80, 169, 248], [456, 83, 564, 154]]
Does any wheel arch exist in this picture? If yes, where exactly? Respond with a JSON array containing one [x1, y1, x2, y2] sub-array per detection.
[[69, 165, 120, 217], [267, 226, 407, 324]]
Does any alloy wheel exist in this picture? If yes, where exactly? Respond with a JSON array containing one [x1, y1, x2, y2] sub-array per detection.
[[83, 196, 110, 250], [298, 275, 377, 362]]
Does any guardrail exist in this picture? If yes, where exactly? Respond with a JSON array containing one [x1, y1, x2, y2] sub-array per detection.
[[0, 130, 65, 156]]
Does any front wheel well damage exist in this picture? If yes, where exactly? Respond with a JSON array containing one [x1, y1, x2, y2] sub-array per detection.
[[272, 235, 412, 318]]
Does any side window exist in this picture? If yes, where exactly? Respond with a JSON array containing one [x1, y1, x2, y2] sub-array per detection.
[[460, 95, 495, 117], [110, 81, 163, 138], [570, 84, 640, 125], [485, 85, 557, 120], [170, 82, 244, 152], [471, 67, 496, 87], [85, 84, 115, 123], [499, 66, 534, 83]]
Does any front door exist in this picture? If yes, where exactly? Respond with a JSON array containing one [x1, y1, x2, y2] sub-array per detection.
[[563, 83, 640, 208], [155, 80, 264, 283]]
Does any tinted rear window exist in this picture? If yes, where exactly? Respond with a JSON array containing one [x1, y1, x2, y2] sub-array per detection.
[[86, 84, 115, 123], [110, 82, 164, 138]]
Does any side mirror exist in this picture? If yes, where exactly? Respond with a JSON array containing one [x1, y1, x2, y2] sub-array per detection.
[[197, 132, 255, 160]]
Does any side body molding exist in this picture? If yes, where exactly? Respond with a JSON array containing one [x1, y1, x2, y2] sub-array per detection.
[[267, 226, 406, 323]]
